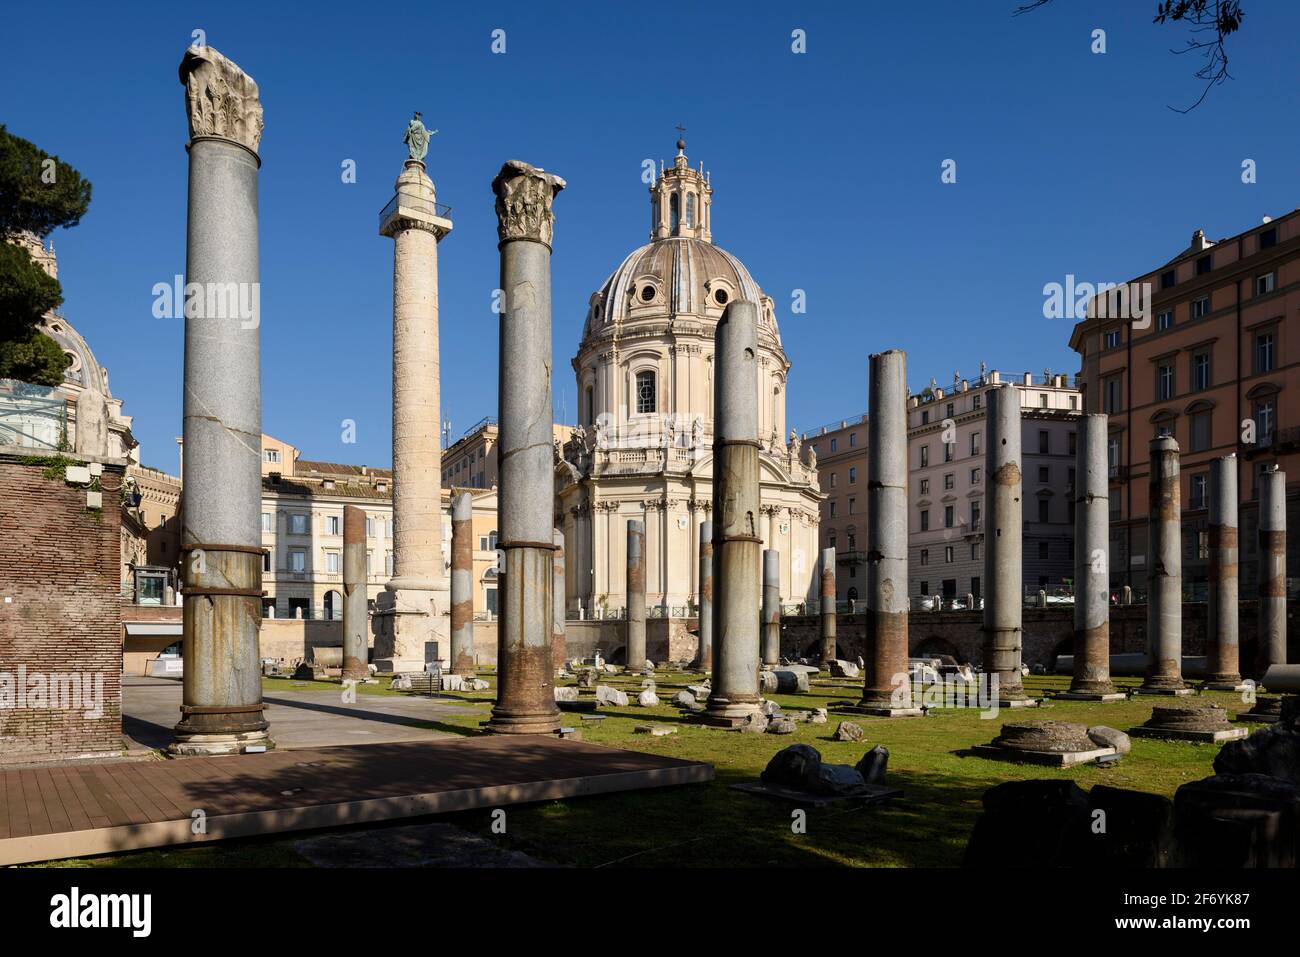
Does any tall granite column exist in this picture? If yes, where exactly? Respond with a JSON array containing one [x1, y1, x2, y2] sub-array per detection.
[[861, 350, 920, 714], [171, 46, 272, 755], [626, 519, 647, 670], [1204, 456, 1244, 690], [375, 135, 453, 673], [1062, 414, 1121, 699], [694, 519, 713, 671], [703, 301, 764, 726], [1259, 466, 1288, 675], [819, 547, 837, 665], [449, 492, 475, 676], [487, 160, 564, 734], [341, 505, 369, 681], [761, 549, 781, 668], [553, 527, 566, 669], [983, 383, 1029, 704], [1139, 435, 1189, 694]]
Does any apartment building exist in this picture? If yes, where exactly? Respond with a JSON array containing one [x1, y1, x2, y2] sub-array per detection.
[[802, 414, 868, 601], [440, 416, 574, 490], [1070, 217, 1300, 595]]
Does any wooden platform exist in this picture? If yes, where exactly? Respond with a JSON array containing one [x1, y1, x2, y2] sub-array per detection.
[[0, 737, 714, 866]]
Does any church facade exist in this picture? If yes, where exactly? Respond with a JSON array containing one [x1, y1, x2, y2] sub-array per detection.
[[555, 141, 822, 619]]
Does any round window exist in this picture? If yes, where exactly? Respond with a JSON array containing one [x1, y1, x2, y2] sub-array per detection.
[[640, 285, 656, 303], [714, 288, 729, 305]]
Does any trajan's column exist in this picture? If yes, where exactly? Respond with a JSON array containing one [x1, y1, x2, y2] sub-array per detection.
[[374, 114, 453, 672]]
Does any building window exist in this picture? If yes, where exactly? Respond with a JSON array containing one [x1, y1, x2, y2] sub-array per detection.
[[919, 581, 929, 597], [1068, 431, 1077, 455], [944, 546, 954, 564], [944, 472, 954, 490], [1160, 269, 1176, 289], [635, 370, 656, 414], [585, 386, 595, 425], [326, 551, 340, 574], [1196, 254, 1212, 276], [1192, 351, 1211, 391], [971, 501, 981, 526], [290, 514, 308, 535], [848, 497, 857, 515], [919, 478, 929, 495], [944, 442, 954, 463], [1040, 393, 1049, 408], [1260, 227, 1278, 250], [1038, 431, 1050, 454], [946, 403, 954, 419], [1038, 541, 1049, 560], [261, 512, 273, 533], [264, 449, 281, 464], [1256, 272, 1276, 296], [970, 543, 979, 561], [921, 410, 929, 425], [1157, 363, 1175, 401], [943, 505, 954, 528], [970, 432, 981, 455], [263, 550, 272, 572], [1190, 473, 1207, 509], [847, 531, 857, 550], [1104, 377, 1122, 414], [1255, 330, 1276, 374], [1038, 465, 1049, 483], [685, 192, 696, 228], [849, 432, 858, 447], [919, 445, 929, 467], [848, 466, 857, 484], [1156, 310, 1173, 331], [1104, 328, 1121, 349], [1038, 499, 1050, 523], [972, 394, 981, 410], [1190, 409, 1212, 452], [830, 501, 837, 518], [920, 549, 929, 566], [327, 515, 340, 535], [1254, 398, 1276, 445], [290, 549, 306, 572], [366, 517, 375, 537], [970, 467, 981, 484], [1107, 437, 1120, 476], [920, 509, 930, 531], [1191, 296, 1210, 319]]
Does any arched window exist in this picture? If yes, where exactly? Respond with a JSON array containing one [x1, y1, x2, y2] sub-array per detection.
[[685, 193, 696, 228], [585, 385, 595, 425], [635, 370, 656, 414], [670, 194, 679, 232]]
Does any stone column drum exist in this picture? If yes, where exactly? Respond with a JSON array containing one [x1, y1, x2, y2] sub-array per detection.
[[626, 519, 647, 670], [861, 349, 919, 714], [1139, 435, 1188, 693], [374, 147, 453, 672], [703, 301, 764, 726], [761, 549, 781, 668], [1259, 467, 1288, 675], [449, 492, 475, 676], [1063, 413, 1120, 699], [487, 160, 564, 734], [341, 505, 369, 681], [1204, 456, 1244, 690], [982, 383, 1029, 704], [553, 527, 566, 670], [819, 547, 837, 665], [171, 46, 272, 756], [694, 520, 713, 671]]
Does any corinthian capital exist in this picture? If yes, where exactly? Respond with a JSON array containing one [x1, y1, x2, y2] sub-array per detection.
[[491, 160, 566, 247], [179, 45, 264, 154]]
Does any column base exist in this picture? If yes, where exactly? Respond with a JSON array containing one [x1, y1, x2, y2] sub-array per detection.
[[695, 696, 763, 728], [373, 584, 449, 673], [841, 704, 926, 718], [1202, 679, 1249, 692], [167, 728, 274, 757], [485, 708, 562, 735], [1053, 690, 1128, 701], [1132, 686, 1195, 696]]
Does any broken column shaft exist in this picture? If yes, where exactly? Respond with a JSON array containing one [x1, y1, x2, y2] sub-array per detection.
[[1204, 456, 1243, 690], [487, 160, 564, 734], [819, 547, 836, 665], [171, 45, 271, 755], [761, 549, 781, 668], [983, 383, 1028, 703], [694, 519, 713, 671], [625, 518, 646, 670], [553, 528, 566, 671], [342, 505, 369, 681], [861, 350, 917, 713], [449, 492, 475, 676], [703, 300, 763, 726], [1140, 434, 1187, 693], [1259, 467, 1288, 675], [1065, 413, 1118, 698]]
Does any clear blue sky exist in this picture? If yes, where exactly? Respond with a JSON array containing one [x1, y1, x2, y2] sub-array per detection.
[[3, 0, 1299, 472]]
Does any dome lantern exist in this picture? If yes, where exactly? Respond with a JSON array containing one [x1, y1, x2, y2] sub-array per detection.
[[650, 131, 711, 243]]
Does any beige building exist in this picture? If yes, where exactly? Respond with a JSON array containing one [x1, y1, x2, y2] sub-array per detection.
[[556, 139, 822, 617], [441, 418, 573, 491]]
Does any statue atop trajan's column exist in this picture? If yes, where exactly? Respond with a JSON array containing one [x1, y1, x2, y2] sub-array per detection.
[[403, 112, 437, 162]]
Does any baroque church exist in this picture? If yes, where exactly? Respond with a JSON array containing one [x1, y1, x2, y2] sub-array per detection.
[[555, 139, 823, 618]]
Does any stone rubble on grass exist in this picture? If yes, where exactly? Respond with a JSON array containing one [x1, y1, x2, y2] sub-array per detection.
[[686, 684, 711, 699], [1087, 726, 1132, 754], [468, 679, 490, 692], [761, 699, 783, 716], [595, 685, 629, 707], [829, 659, 861, 679], [641, 678, 656, 689], [637, 689, 660, 707], [761, 743, 887, 797], [673, 690, 696, 708], [856, 745, 889, 785], [833, 720, 865, 742], [603, 664, 618, 674], [766, 717, 797, 735], [740, 712, 769, 734], [554, 686, 579, 702], [391, 674, 413, 690], [441, 674, 465, 691], [634, 724, 677, 736], [810, 708, 828, 725], [578, 669, 598, 688]]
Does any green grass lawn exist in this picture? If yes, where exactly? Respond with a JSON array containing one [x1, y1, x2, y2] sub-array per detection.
[[53, 670, 1253, 868]]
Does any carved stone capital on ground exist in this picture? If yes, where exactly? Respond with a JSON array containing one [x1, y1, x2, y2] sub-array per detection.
[[179, 45, 264, 154], [492, 160, 566, 247]]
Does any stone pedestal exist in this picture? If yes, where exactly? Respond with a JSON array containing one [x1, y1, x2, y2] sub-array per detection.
[[374, 157, 453, 673], [486, 160, 564, 735], [1130, 705, 1247, 743], [1139, 435, 1187, 694], [972, 720, 1118, 767], [701, 301, 764, 728], [170, 45, 272, 756]]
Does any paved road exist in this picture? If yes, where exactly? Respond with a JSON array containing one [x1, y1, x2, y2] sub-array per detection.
[[122, 677, 488, 751]]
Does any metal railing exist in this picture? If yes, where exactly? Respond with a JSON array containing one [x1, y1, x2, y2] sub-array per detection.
[[378, 190, 452, 228]]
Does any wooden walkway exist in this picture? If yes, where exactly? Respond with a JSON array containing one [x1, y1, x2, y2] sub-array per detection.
[[0, 737, 713, 865]]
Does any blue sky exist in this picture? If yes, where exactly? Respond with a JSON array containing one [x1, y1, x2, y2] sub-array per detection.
[[3, 0, 1298, 472]]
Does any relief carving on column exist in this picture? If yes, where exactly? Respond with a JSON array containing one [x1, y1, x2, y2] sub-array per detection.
[[492, 160, 566, 246], [179, 45, 264, 154]]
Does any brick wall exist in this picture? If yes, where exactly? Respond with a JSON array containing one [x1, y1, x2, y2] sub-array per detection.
[[0, 454, 124, 764]]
